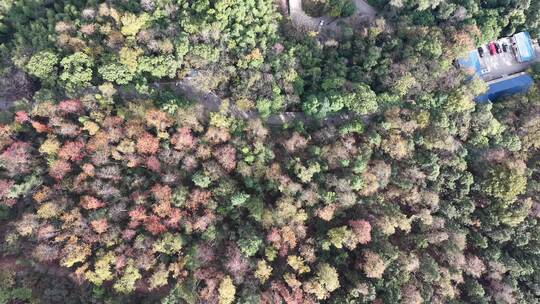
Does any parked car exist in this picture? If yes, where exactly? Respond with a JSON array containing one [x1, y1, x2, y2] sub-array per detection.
[[488, 42, 497, 55], [477, 47, 484, 57], [502, 43, 508, 52], [495, 42, 502, 53]]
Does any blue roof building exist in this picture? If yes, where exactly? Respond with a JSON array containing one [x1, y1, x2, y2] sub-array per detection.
[[476, 73, 533, 103], [456, 31, 538, 102], [458, 50, 482, 76], [513, 32, 535, 63]]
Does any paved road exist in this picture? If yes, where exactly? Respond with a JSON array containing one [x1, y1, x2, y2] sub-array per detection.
[[289, 0, 376, 32]]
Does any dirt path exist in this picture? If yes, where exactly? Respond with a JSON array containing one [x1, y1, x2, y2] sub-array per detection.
[[289, 0, 336, 32], [150, 79, 366, 127], [288, 0, 376, 32], [353, 0, 376, 17]]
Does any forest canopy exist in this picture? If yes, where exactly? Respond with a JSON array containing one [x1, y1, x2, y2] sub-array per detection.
[[0, 0, 540, 303]]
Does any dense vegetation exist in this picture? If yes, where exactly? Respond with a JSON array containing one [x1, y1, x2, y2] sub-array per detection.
[[0, 0, 539, 303]]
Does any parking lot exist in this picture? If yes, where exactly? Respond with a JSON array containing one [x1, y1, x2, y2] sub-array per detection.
[[477, 38, 540, 82]]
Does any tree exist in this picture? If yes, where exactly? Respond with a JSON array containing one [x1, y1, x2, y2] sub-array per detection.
[[149, 265, 170, 290], [325, 0, 356, 18], [255, 260, 273, 283], [238, 236, 263, 257], [137, 133, 160, 154], [0, 142, 32, 177], [482, 164, 527, 203], [349, 220, 372, 245], [137, 55, 179, 78], [345, 83, 378, 115], [60, 243, 91, 268], [120, 12, 150, 36], [294, 160, 321, 183], [192, 172, 212, 188], [84, 252, 115, 285], [98, 61, 134, 85], [303, 263, 340, 300], [218, 276, 236, 304], [26, 51, 58, 80], [361, 250, 385, 279], [326, 226, 352, 249], [288, 255, 311, 274], [153, 233, 183, 255], [114, 262, 141, 294], [59, 52, 94, 91]]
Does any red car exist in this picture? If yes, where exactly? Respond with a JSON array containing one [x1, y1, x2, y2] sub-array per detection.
[[488, 42, 497, 55]]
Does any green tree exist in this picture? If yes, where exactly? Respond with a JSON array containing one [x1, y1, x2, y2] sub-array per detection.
[[325, 0, 356, 17], [59, 52, 94, 91], [344, 83, 378, 115], [26, 51, 58, 80], [120, 12, 150, 36], [84, 252, 115, 286], [192, 172, 212, 188], [113, 262, 141, 294], [482, 164, 527, 203], [238, 235, 262, 257], [304, 263, 340, 300], [98, 61, 134, 85], [138, 55, 180, 78]]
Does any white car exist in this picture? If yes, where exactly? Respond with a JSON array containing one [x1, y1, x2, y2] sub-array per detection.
[[318, 20, 325, 32]]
